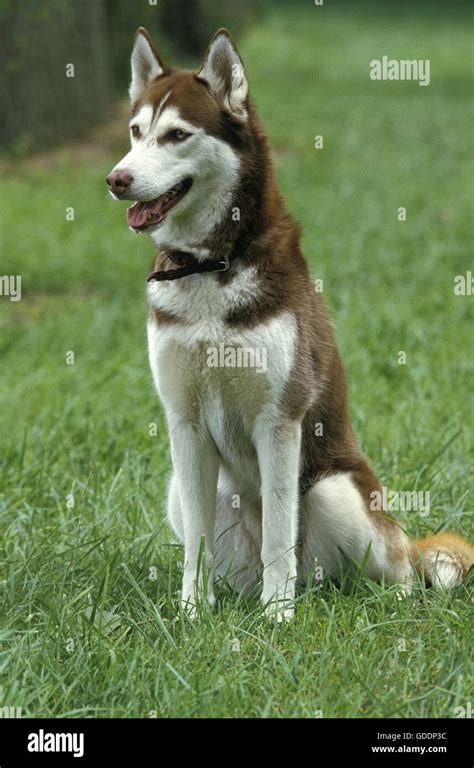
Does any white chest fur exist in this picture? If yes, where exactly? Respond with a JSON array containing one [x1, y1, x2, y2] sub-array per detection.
[[146, 271, 297, 487]]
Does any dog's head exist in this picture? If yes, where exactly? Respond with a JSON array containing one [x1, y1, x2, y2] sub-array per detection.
[[107, 27, 249, 250]]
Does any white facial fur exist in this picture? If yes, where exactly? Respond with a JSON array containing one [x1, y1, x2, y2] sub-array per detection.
[[109, 102, 240, 255]]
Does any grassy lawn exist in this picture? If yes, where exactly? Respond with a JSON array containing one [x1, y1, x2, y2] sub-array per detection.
[[0, 5, 472, 718]]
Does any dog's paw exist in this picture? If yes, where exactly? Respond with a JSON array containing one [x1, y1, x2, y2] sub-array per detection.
[[261, 580, 296, 622], [181, 598, 198, 620], [181, 591, 216, 619], [262, 601, 295, 623]]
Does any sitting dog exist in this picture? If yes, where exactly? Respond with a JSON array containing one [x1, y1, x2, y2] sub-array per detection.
[[107, 27, 473, 619]]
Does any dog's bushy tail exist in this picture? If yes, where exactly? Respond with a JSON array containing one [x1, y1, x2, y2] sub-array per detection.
[[412, 532, 474, 588]]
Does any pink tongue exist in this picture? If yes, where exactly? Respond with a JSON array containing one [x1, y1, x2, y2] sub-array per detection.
[[127, 199, 163, 228]]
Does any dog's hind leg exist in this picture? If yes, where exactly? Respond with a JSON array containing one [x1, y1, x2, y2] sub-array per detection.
[[167, 471, 262, 595], [298, 470, 413, 589], [213, 478, 263, 595]]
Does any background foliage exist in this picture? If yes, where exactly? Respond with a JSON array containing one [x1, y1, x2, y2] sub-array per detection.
[[0, 0, 260, 152]]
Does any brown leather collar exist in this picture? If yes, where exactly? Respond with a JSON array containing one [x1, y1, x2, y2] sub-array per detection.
[[147, 250, 230, 282]]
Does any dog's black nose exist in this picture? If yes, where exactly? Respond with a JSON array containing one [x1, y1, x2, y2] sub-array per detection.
[[106, 170, 133, 195]]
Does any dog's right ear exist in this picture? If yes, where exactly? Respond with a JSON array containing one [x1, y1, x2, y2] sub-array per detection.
[[129, 28, 169, 103]]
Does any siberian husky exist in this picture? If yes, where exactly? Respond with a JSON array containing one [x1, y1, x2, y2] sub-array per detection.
[[107, 27, 473, 619]]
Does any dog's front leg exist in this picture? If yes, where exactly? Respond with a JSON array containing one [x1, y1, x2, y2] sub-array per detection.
[[169, 419, 219, 616], [254, 419, 301, 621]]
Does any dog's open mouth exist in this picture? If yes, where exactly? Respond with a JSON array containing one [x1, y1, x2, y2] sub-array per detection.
[[127, 177, 193, 231]]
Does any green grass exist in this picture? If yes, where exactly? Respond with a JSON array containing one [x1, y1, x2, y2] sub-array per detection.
[[0, 4, 473, 718]]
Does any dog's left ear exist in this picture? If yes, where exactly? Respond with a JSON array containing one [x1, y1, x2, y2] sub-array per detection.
[[197, 29, 248, 121], [129, 27, 169, 103]]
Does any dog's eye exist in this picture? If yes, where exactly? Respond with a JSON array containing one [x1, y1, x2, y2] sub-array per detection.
[[130, 125, 140, 138], [166, 129, 190, 142]]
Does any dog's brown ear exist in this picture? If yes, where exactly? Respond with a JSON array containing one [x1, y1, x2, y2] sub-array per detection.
[[196, 29, 248, 120], [129, 27, 169, 103]]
